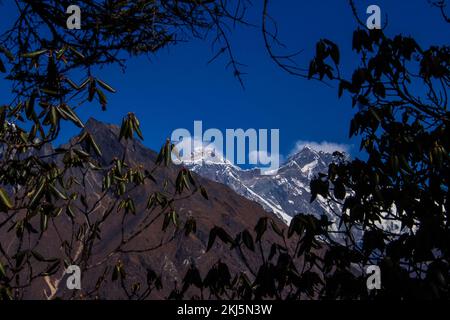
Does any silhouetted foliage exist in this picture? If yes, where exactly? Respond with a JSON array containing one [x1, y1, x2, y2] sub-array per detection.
[[0, 0, 448, 300], [307, 26, 449, 299], [178, 3, 449, 300], [0, 0, 242, 299]]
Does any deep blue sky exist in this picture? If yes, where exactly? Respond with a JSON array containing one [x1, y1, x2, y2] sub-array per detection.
[[0, 0, 448, 163]]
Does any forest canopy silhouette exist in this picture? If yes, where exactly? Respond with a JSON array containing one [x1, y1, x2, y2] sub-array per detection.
[[0, 0, 448, 300]]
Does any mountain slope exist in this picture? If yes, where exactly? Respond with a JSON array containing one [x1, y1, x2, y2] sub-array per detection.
[[2, 119, 287, 299]]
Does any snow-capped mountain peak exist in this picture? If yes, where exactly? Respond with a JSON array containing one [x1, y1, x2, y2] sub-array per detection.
[[172, 143, 237, 169], [183, 146, 345, 225]]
